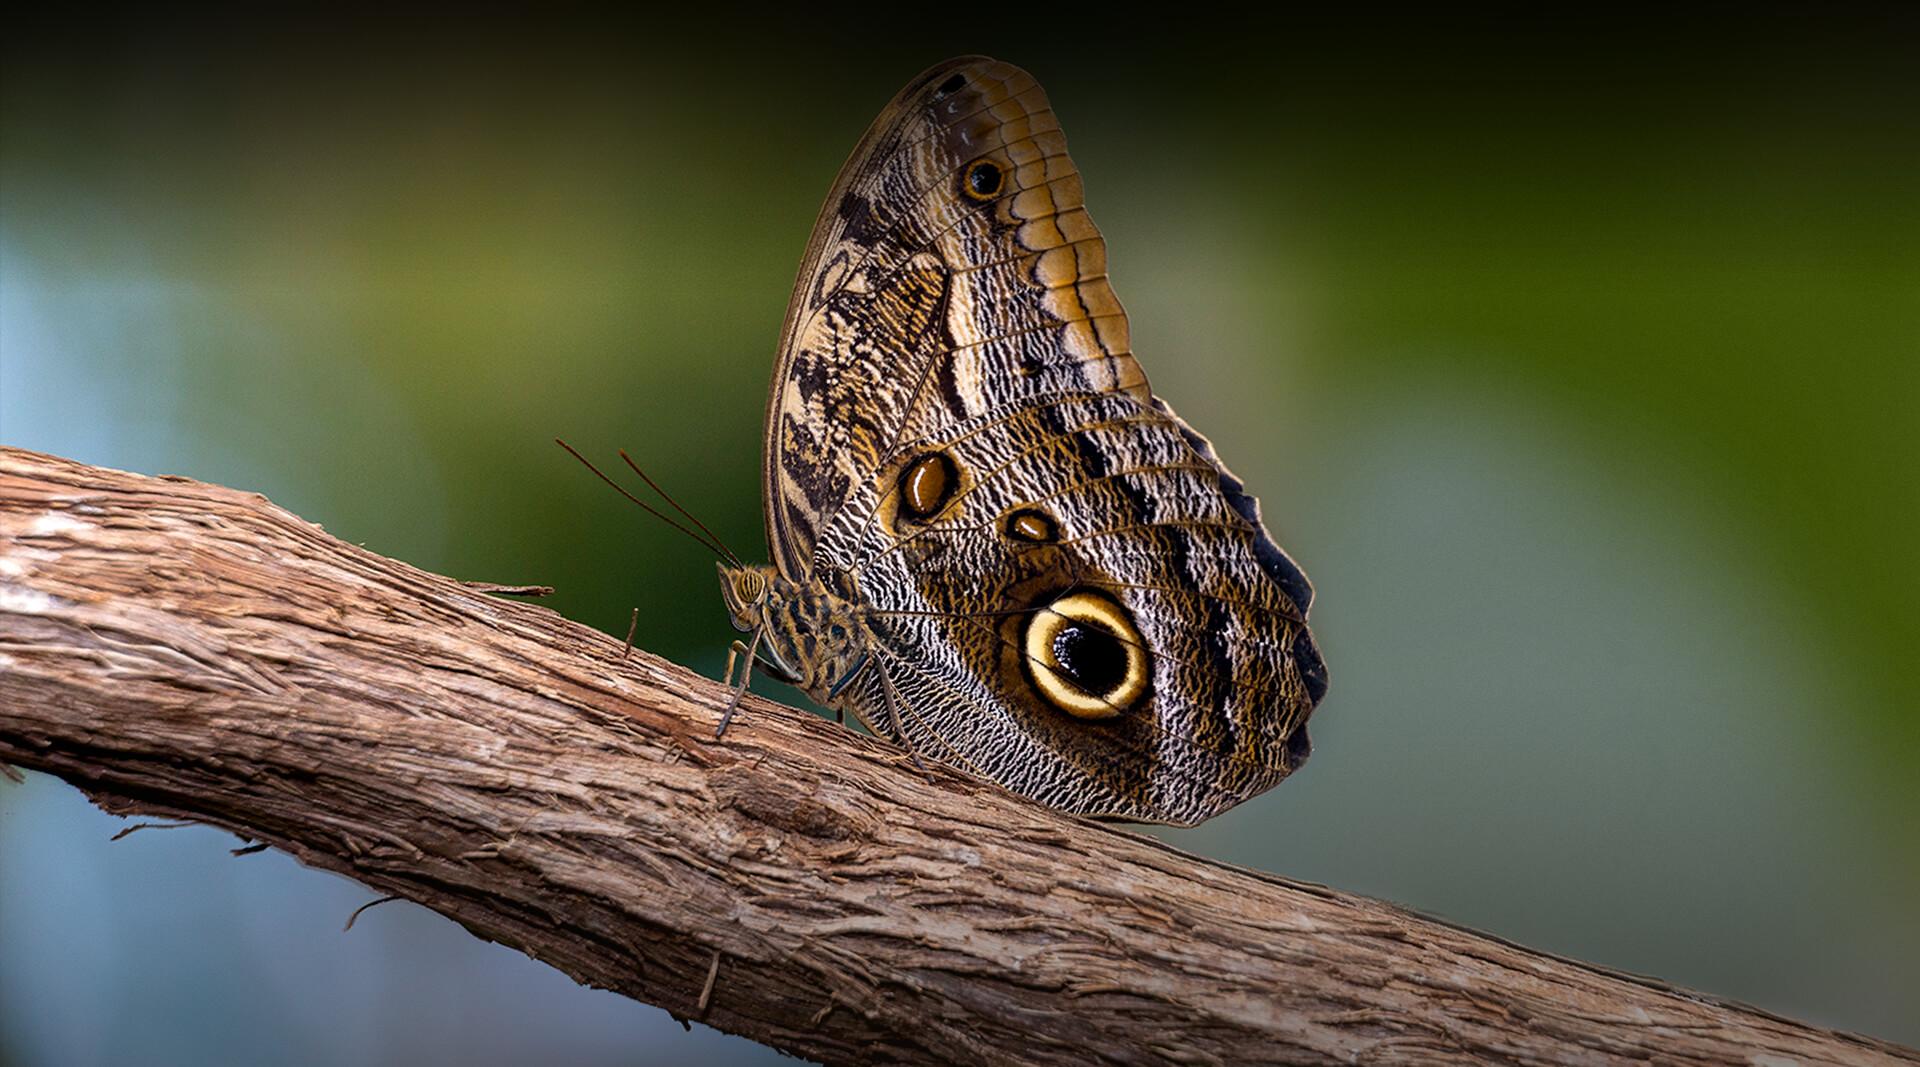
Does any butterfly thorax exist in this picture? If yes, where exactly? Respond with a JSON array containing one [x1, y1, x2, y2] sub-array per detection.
[[717, 562, 872, 709]]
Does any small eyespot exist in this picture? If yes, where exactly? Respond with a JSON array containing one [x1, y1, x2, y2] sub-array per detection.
[[898, 452, 958, 522], [1004, 508, 1059, 544], [963, 160, 1003, 201], [937, 73, 966, 96], [1022, 592, 1150, 719]]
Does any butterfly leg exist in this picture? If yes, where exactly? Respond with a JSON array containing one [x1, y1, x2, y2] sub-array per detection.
[[621, 607, 640, 660], [876, 664, 927, 771], [721, 639, 752, 689], [716, 628, 764, 739], [825, 650, 872, 725]]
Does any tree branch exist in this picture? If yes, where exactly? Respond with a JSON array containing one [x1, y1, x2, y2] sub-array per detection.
[[0, 445, 1908, 1066]]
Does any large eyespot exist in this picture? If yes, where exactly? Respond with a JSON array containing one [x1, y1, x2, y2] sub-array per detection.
[[962, 160, 1003, 201], [898, 452, 958, 522], [1022, 592, 1150, 719]]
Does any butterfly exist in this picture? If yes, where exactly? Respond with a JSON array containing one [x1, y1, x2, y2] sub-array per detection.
[[712, 56, 1327, 826]]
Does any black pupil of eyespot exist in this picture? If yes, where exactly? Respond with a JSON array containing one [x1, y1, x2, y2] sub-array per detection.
[[938, 73, 966, 95], [968, 163, 1000, 196], [1052, 622, 1127, 696]]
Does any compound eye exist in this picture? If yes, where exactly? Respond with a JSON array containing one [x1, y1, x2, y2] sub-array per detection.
[[1022, 592, 1149, 719]]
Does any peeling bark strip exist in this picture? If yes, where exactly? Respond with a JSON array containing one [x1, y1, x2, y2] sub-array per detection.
[[0, 445, 1910, 1067]]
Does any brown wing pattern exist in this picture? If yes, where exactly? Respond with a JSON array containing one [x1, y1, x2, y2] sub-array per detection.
[[764, 57, 1326, 824]]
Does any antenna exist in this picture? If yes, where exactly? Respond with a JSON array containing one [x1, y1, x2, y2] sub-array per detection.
[[619, 449, 742, 567], [555, 439, 741, 566]]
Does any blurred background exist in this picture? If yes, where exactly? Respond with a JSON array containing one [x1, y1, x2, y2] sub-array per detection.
[[3, 11, 1916, 1065]]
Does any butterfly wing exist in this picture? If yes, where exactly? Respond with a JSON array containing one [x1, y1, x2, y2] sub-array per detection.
[[766, 57, 1326, 825]]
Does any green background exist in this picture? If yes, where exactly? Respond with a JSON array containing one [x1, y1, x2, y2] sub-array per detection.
[[3, 12, 1915, 1064]]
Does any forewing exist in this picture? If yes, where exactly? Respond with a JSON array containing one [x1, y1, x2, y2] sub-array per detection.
[[764, 56, 1144, 576]]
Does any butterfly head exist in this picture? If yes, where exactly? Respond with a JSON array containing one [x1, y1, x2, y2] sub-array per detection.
[[717, 562, 777, 634]]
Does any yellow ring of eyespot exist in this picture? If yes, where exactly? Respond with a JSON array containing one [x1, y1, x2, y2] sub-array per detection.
[[1022, 592, 1149, 719]]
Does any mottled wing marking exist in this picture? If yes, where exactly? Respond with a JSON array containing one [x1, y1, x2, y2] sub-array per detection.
[[772, 249, 949, 572]]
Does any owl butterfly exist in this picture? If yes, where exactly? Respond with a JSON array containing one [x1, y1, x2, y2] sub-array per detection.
[[716, 55, 1327, 826]]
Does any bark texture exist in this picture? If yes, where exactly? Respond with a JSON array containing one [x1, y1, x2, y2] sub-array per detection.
[[0, 446, 1909, 1066]]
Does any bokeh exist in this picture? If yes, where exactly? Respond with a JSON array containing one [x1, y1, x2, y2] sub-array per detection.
[[3, 12, 1915, 1065]]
